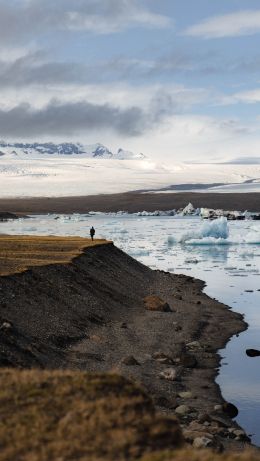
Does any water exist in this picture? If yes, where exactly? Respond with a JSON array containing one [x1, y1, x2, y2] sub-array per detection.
[[1, 214, 260, 444]]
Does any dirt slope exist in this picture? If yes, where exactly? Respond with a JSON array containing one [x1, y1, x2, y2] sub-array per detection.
[[0, 239, 248, 449]]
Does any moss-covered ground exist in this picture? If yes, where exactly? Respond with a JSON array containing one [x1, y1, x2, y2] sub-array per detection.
[[0, 235, 109, 276]]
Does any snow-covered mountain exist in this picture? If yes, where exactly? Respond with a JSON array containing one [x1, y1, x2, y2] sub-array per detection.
[[114, 148, 145, 160], [0, 140, 260, 197], [0, 141, 145, 160]]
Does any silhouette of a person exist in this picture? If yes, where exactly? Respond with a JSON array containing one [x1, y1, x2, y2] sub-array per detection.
[[90, 226, 95, 241]]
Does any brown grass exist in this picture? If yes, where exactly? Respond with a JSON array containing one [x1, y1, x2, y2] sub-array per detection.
[[0, 235, 110, 276], [0, 369, 259, 461], [141, 450, 260, 461], [0, 369, 182, 461]]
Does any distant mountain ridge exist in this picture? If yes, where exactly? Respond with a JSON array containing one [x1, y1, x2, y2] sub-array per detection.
[[0, 141, 145, 160]]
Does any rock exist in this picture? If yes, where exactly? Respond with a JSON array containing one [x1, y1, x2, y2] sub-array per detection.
[[175, 325, 182, 332], [120, 322, 128, 329], [178, 391, 192, 399], [157, 357, 174, 365], [193, 436, 213, 449], [209, 414, 230, 428], [246, 348, 260, 357], [144, 295, 172, 312], [214, 405, 222, 412], [188, 421, 204, 431], [193, 436, 223, 453], [159, 368, 177, 381], [121, 356, 140, 366], [90, 335, 102, 343], [186, 341, 201, 349], [183, 430, 213, 443], [175, 405, 190, 415], [0, 321, 13, 331], [228, 428, 235, 433], [233, 430, 245, 438], [222, 402, 239, 418], [153, 352, 174, 365], [179, 353, 197, 368]]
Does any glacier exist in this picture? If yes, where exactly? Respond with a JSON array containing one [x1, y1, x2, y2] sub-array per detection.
[[0, 140, 260, 197]]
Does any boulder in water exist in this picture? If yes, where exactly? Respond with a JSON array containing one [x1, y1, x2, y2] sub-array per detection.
[[246, 349, 260, 357], [222, 402, 238, 418]]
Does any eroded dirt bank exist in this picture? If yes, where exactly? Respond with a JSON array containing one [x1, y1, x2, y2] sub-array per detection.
[[0, 241, 248, 449]]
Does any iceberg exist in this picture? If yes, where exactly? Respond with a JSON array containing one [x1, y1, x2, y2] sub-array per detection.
[[180, 217, 229, 243]]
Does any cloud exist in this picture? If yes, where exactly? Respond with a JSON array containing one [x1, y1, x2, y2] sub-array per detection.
[[184, 10, 260, 39], [0, 52, 86, 87], [0, 80, 213, 140], [0, 52, 190, 88], [121, 114, 260, 164], [0, 100, 150, 138], [220, 88, 260, 106], [65, 0, 170, 33], [222, 156, 260, 164], [0, 0, 170, 45]]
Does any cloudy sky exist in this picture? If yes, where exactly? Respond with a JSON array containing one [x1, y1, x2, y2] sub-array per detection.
[[1, 0, 260, 163]]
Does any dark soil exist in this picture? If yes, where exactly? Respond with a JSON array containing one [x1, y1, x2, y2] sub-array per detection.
[[0, 192, 259, 214]]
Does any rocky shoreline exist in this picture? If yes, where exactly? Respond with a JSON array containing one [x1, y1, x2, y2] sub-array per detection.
[[0, 239, 250, 451]]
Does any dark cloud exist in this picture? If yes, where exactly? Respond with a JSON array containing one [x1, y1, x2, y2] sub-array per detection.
[[0, 52, 86, 87], [0, 100, 149, 138], [0, 51, 192, 88]]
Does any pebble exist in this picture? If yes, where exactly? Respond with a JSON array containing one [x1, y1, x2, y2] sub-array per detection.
[[157, 357, 174, 365], [186, 341, 201, 349], [193, 436, 213, 449], [121, 355, 140, 366], [188, 421, 204, 431], [159, 368, 177, 381], [0, 321, 12, 330], [153, 352, 174, 365], [178, 391, 192, 399], [234, 430, 246, 438], [175, 405, 190, 415], [214, 405, 222, 412]]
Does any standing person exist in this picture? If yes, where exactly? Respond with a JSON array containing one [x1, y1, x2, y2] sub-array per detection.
[[90, 226, 95, 241]]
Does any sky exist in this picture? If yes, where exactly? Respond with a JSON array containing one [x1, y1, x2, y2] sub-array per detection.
[[0, 0, 260, 164]]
